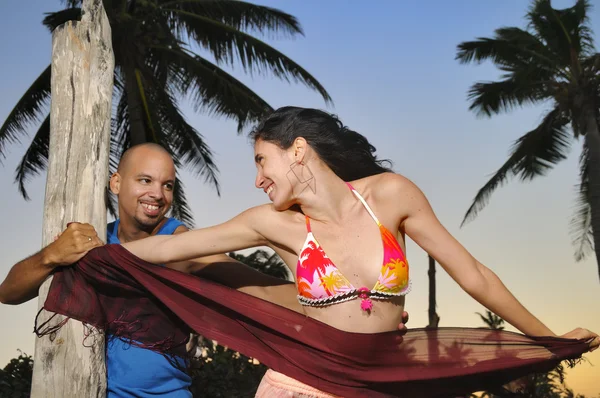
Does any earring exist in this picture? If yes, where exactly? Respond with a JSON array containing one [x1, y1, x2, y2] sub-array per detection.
[[287, 161, 316, 194], [288, 161, 314, 184]]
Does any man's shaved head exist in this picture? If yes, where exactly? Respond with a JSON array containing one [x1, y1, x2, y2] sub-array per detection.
[[117, 143, 174, 174]]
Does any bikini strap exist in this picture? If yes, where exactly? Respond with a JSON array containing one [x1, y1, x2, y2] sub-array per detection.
[[305, 216, 312, 233], [346, 183, 380, 225]]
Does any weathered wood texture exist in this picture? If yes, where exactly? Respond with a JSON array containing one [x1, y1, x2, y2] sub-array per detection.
[[31, 0, 114, 396]]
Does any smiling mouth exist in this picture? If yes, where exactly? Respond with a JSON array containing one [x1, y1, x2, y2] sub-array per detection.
[[266, 185, 274, 195], [141, 202, 161, 212]]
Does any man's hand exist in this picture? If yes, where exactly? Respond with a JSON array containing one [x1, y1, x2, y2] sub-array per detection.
[[398, 311, 409, 335], [42, 222, 104, 268]]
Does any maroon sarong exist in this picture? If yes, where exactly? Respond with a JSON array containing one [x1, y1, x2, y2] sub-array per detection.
[[36, 245, 588, 397]]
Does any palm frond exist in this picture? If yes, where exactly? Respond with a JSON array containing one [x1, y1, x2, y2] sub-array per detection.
[[582, 52, 600, 75], [466, 75, 549, 117], [495, 27, 562, 68], [170, 176, 195, 228], [229, 249, 289, 280], [152, 45, 273, 131], [60, 0, 81, 8], [105, 185, 118, 221], [150, 131, 197, 227], [134, 67, 162, 144], [459, 29, 565, 117], [462, 108, 572, 225], [456, 27, 560, 72], [570, 146, 593, 261], [502, 109, 572, 182], [166, 9, 332, 104], [112, 90, 131, 163], [476, 310, 505, 330], [568, 0, 595, 54], [527, 0, 595, 64], [475, 311, 490, 327], [105, 138, 123, 220], [43, 8, 81, 32], [143, 70, 221, 194], [0, 65, 51, 160], [107, 89, 130, 220], [160, 0, 303, 38], [570, 188, 592, 262], [14, 116, 50, 200]]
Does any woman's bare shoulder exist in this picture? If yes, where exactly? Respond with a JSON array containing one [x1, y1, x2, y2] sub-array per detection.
[[241, 203, 305, 231], [352, 172, 420, 199]]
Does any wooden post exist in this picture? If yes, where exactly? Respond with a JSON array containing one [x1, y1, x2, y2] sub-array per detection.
[[31, 0, 113, 396]]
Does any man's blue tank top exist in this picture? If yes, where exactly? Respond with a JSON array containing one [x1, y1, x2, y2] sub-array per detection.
[[106, 218, 192, 397]]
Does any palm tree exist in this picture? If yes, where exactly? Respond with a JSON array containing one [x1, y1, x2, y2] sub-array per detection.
[[476, 310, 505, 330], [455, 0, 600, 281], [427, 255, 440, 329], [228, 249, 290, 280], [0, 0, 331, 226]]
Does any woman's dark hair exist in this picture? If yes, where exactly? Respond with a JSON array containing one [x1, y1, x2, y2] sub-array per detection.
[[250, 107, 393, 181]]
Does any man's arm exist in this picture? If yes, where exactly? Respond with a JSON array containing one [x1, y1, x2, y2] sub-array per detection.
[[193, 256, 303, 312], [0, 251, 54, 305], [0, 223, 103, 305]]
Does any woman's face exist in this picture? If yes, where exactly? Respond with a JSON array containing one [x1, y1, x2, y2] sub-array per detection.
[[254, 139, 301, 210]]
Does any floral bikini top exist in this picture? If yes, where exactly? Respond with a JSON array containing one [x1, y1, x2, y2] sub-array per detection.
[[296, 183, 411, 311]]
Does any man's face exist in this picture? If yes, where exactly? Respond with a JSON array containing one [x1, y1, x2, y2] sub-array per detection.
[[110, 148, 176, 230]]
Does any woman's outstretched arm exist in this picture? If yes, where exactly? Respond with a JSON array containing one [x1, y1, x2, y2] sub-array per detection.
[[386, 174, 598, 349], [122, 206, 269, 264]]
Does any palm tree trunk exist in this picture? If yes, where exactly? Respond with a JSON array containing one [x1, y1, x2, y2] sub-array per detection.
[[425, 255, 441, 376], [427, 255, 440, 329], [583, 112, 600, 282], [123, 63, 147, 145]]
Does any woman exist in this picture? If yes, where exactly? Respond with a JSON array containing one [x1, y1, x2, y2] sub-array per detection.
[[123, 106, 599, 396]]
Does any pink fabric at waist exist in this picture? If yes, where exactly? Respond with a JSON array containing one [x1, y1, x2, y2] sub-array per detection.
[[258, 369, 340, 397]]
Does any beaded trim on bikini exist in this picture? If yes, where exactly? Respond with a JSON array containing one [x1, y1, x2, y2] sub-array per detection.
[[297, 280, 412, 308]]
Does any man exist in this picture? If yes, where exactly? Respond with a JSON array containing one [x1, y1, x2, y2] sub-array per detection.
[[0, 143, 408, 396]]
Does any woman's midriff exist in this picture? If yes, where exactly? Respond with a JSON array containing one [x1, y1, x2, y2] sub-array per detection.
[[303, 295, 406, 333]]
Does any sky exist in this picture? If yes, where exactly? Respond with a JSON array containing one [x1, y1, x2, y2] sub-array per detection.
[[0, 0, 599, 395]]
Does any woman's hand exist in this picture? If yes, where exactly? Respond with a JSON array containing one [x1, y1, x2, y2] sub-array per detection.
[[561, 328, 599, 352]]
